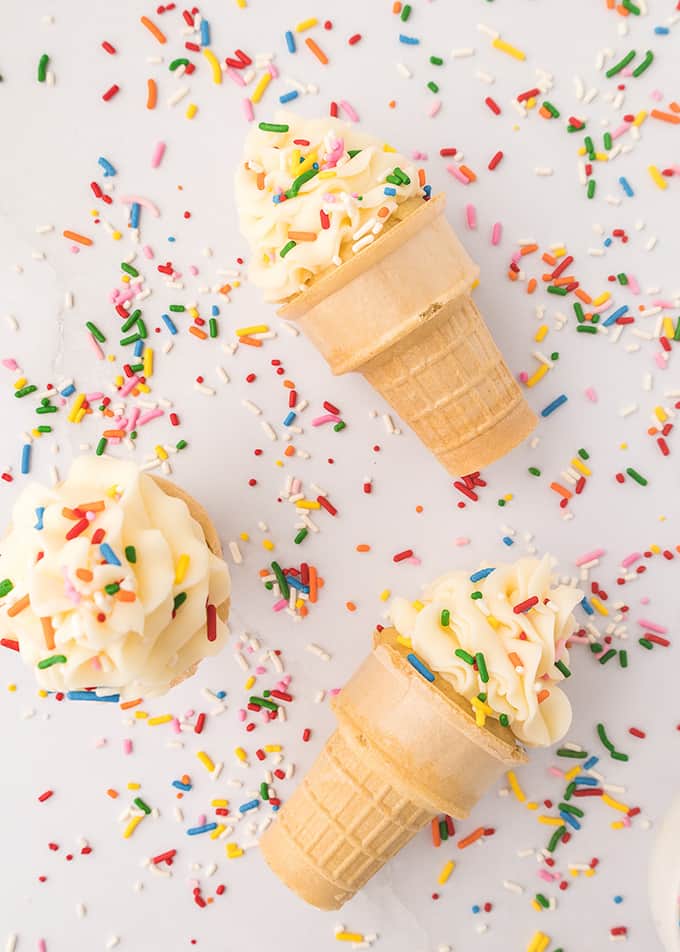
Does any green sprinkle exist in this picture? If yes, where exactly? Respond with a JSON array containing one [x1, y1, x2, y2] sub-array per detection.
[[587, 179, 596, 199], [427, 81, 439, 94], [547, 285, 568, 296], [619, 650, 628, 668], [626, 467, 647, 486], [622, 0, 640, 13], [591, 643, 604, 654], [249, 696, 278, 711], [591, 314, 600, 325], [130, 431, 138, 440], [639, 637, 653, 650], [574, 302, 585, 322], [125, 546, 137, 564], [597, 723, 615, 752], [280, 240, 297, 258], [264, 581, 273, 591], [347, 149, 361, 158], [37, 426, 52, 433], [169, 58, 190, 71], [578, 448, 590, 460], [400, 3, 412, 21], [555, 660, 571, 678], [169, 305, 185, 313], [209, 318, 218, 338], [333, 421, 346, 432], [455, 648, 476, 665], [258, 122, 290, 133], [528, 466, 541, 477], [96, 437, 107, 457], [674, 317, 680, 342], [86, 322, 106, 343], [559, 803, 584, 818], [603, 131, 612, 150], [294, 528, 308, 545], [606, 49, 636, 78], [430, 55, 444, 66], [617, 272, 628, 285], [0, 579, 14, 598], [536, 893, 550, 909], [271, 561, 289, 600], [476, 652, 489, 683], [556, 748, 586, 759], [137, 319, 148, 339], [15, 385, 38, 398], [173, 592, 187, 612], [612, 750, 629, 762], [499, 713, 509, 728], [119, 333, 141, 347], [550, 352, 560, 361], [564, 781, 576, 800], [577, 325, 598, 334], [287, 167, 319, 198], [440, 609, 450, 627], [36, 405, 58, 415], [438, 819, 448, 841], [260, 781, 270, 801], [543, 101, 560, 118], [470, 591, 483, 600], [105, 583, 120, 595], [497, 498, 506, 507], [477, 692, 487, 703], [121, 262, 139, 277], [120, 309, 141, 333], [599, 648, 617, 665], [176, 439, 187, 450], [38, 654, 67, 669], [38, 54, 49, 83], [547, 825, 566, 852], [584, 135, 594, 154], [134, 797, 151, 814]]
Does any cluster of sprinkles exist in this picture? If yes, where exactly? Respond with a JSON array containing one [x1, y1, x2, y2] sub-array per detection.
[[1, 1, 679, 949]]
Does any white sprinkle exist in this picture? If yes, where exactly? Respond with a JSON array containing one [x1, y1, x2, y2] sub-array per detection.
[[306, 643, 331, 661], [477, 23, 499, 39], [261, 421, 277, 441], [195, 382, 216, 396], [476, 70, 495, 84], [503, 879, 524, 894], [167, 86, 190, 107], [396, 63, 412, 79], [534, 167, 554, 176], [5, 936, 17, 952], [228, 541, 243, 564], [243, 400, 261, 415], [451, 47, 475, 58], [4, 314, 18, 331], [216, 365, 230, 383], [645, 235, 658, 251]]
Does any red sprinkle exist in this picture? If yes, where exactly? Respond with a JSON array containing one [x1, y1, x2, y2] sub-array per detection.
[[488, 150, 504, 170], [101, 41, 116, 54], [194, 713, 206, 735], [38, 790, 54, 803], [628, 727, 646, 739], [317, 495, 338, 516], [302, 728, 311, 742], [393, 549, 413, 563], [513, 595, 539, 614], [348, 33, 362, 45], [206, 603, 217, 642], [102, 84, 120, 102], [485, 96, 501, 115]]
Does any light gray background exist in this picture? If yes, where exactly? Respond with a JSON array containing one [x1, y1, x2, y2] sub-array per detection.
[[1, 1, 679, 950]]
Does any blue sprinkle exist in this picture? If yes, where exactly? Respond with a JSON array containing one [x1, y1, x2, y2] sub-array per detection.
[[187, 822, 218, 836], [583, 755, 599, 770], [472, 905, 481, 914], [162, 314, 178, 335], [129, 202, 141, 229], [654, 25, 670, 34], [133, 339, 144, 358], [603, 236, 613, 247], [272, 804, 280, 812], [279, 90, 299, 104], [98, 156, 117, 177], [285, 30, 296, 53], [216, 690, 227, 699], [67, 691, 120, 702], [406, 652, 435, 683], [285, 575, 309, 594], [200, 19, 210, 46], [60, 384, 76, 397], [618, 176, 634, 197], [423, 184, 432, 197], [34, 507, 45, 530], [211, 305, 219, 316], [283, 411, 296, 426], [614, 895, 623, 904], [470, 567, 495, 583], [603, 304, 628, 327], [21, 444, 31, 475], [399, 34, 420, 44], [100, 543, 121, 566], [383, 186, 397, 196], [239, 799, 260, 814], [574, 775, 599, 786], [581, 596, 594, 616], [541, 394, 568, 418], [172, 780, 192, 791], [502, 536, 514, 547], [560, 811, 581, 831], [168, 236, 176, 243]]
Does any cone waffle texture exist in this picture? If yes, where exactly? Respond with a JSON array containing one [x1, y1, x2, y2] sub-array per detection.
[[151, 476, 229, 689], [278, 194, 536, 476], [260, 627, 526, 910]]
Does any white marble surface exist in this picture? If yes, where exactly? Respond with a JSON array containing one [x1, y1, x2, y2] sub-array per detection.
[[1, 1, 679, 950]]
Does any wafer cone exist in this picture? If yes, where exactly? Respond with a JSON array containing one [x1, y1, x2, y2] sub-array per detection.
[[279, 193, 536, 476], [152, 476, 230, 689], [259, 627, 527, 910]]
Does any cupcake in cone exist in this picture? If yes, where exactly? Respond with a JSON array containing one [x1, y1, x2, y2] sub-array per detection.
[[0, 456, 230, 700], [260, 556, 582, 910], [236, 113, 536, 476]]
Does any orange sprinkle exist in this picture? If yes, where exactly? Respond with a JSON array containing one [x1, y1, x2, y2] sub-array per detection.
[[63, 230, 93, 246], [458, 164, 477, 182], [669, 101, 680, 113], [542, 252, 557, 266], [554, 276, 576, 287], [119, 697, 143, 710], [146, 78, 157, 110], [346, 601, 357, 612], [189, 326, 208, 341], [308, 566, 318, 604], [62, 507, 82, 520], [388, 100, 396, 109], [537, 689, 550, 704], [541, 273, 553, 283], [287, 231, 317, 241], [606, 0, 615, 6], [418, 168, 426, 187], [431, 818, 441, 847], [116, 589, 137, 602], [550, 482, 573, 500], [356, 544, 371, 553], [539, 105, 551, 119], [256, 171, 265, 190], [305, 37, 328, 64], [239, 335, 263, 347], [76, 568, 93, 582], [259, 568, 270, 578], [508, 270, 518, 282], [392, 1, 402, 12], [527, 277, 537, 294], [283, 379, 296, 389], [41, 617, 55, 651], [80, 500, 105, 512], [651, 109, 680, 125], [107, 788, 119, 799], [103, 429, 126, 438], [508, 651, 524, 669], [647, 426, 658, 436], [377, 205, 391, 219], [7, 594, 30, 617], [520, 243, 539, 256], [298, 604, 309, 618], [458, 827, 485, 849], [574, 288, 592, 305], [218, 283, 232, 295], [140, 15, 166, 44], [283, 445, 295, 457], [616, 3, 630, 15]]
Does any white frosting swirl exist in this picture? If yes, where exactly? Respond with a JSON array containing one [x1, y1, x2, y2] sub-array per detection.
[[0, 457, 231, 699], [235, 112, 425, 301], [389, 557, 582, 747]]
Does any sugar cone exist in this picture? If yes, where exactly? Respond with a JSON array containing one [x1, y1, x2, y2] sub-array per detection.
[[259, 627, 527, 910], [151, 476, 230, 689], [278, 193, 536, 476]]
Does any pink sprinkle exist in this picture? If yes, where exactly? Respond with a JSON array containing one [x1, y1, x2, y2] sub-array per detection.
[[88, 335, 105, 360], [237, 709, 246, 722], [311, 413, 341, 426], [549, 766, 564, 778], [69, 245, 81, 254], [242, 97, 254, 122], [189, 265, 199, 276], [627, 274, 640, 294], [127, 407, 140, 433], [38, 941, 47, 952], [650, 88, 663, 102], [119, 375, 141, 398], [611, 122, 632, 140], [171, 718, 181, 734], [197, 814, 207, 825], [568, 634, 591, 644], [123, 738, 133, 755], [654, 351, 668, 370], [407, 556, 422, 566], [575, 548, 605, 567], [538, 868, 557, 883], [137, 408, 164, 425], [151, 141, 166, 168], [272, 598, 287, 612], [491, 221, 502, 245], [637, 618, 667, 634], [640, 596, 650, 605], [584, 387, 598, 402], [555, 638, 567, 662], [621, 815, 632, 828], [652, 299, 676, 308], [518, 371, 529, 384], [465, 204, 477, 230], [227, 68, 245, 87], [267, 63, 279, 79], [142, 245, 154, 259], [2, 358, 19, 371], [447, 163, 470, 184], [340, 100, 359, 122], [119, 194, 160, 218], [411, 150, 428, 160], [90, 656, 102, 670], [328, 687, 341, 696], [454, 537, 470, 546], [428, 98, 442, 118], [621, 551, 641, 568], [85, 392, 105, 401]]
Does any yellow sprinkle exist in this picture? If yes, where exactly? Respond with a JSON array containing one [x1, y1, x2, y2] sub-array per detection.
[[648, 165, 667, 190], [538, 815, 564, 826], [234, 747, 248, 762], [226, 842, 244, 858], [317, 170, 337, 179], [650, 543, 661, 554], [527, 932, 551, 952], [438, 860, 455, 885], [127, 782, 141, 790], [654, 406, 668, 423], [413, 600, 424, 611], [295, 16, 318, 31], [396, 635, 412, 649], [585, 867, 596, 876], [592, 291, 611, 306], [211, 799, 229, 808], [112, 231, 122, 241], [578, 146, 586, 156], [611, 820, 625, 830], [471, 278, 480, 291], [633, 110, 647, 127], [295, 150, 319, 176], [240, 532, 250, 542], [571, 458, 592, 477], [534, 324, 549, 342], [526, 97, 536, 109], [203, 48, 222, 84], [379, 589, 391, 602], [335, 935, 364, 944], [7, 684, 16, 692], [295, 500, 321, 510], [526, 801, 539, 811], [14, 377, 27, 389], [135, 711, 149, 719], [68, 393, 86, 423], [486, 615, 500, 630], [552, 247, 567, 258], [564, 765, 581, 781], [594, 152, 609, 162], [250, 71, 271, 104], [663, 317, 675, 338], [503, 493, 513, 502], [123, 815, 143, 839], [264, 744, 282, 752], [143, 347, 153, 378], [210, 823, 226, 839], [295, 598, 304, 610], [591, 596, 609, 616], [570, 868, 580, 877], [235, 324, 269, 336], [602, 793, 630, 814], [474, 707, 486, 727], [197, 751, 215, 773], [526, 364, 549, 388], [137, 382, 151, 394], [174, 554, 190, 584], [186, 103, 198, 120], [531, 899, 543, 913], [147, 714, 173, 726], [492, 36, 526, 60], [31, 429, 41, 438], [383, 143, 397, 153], [156, 445, 169, 462], [507, 770, 526, 803], [121, 274, 131, 284], [262, 539, 274, 551], [38, 688, 49, 698], [244, 675, 255, 690]]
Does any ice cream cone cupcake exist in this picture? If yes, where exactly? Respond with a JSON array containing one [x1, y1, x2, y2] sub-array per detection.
[[259, 556, 582, 910], [236, 113, 536, 476], [0, 457, 231, 700]]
